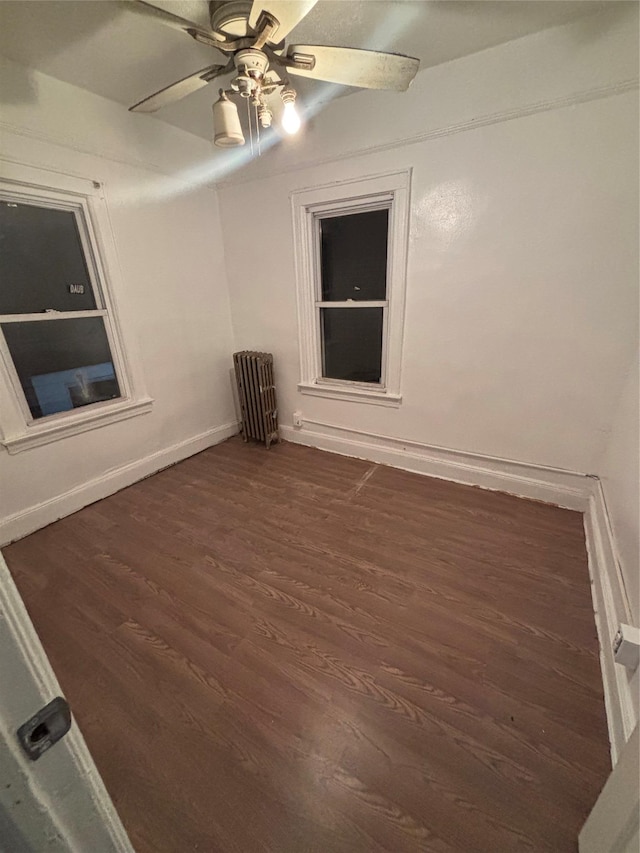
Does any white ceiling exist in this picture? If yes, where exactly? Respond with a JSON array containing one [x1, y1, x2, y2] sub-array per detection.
[[0, 0, 610, 140]]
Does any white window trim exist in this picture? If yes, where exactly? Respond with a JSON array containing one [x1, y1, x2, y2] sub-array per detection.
[[0, 161, 152, 455], [291, 169, 411, 407]]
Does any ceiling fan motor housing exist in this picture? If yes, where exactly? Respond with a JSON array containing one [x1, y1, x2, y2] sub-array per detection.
[[231, 48, 270, 96], [234, 48, 270, 76]]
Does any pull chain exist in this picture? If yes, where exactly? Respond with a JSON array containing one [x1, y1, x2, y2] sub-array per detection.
[[246, 97, 254, 156], [256, 104, 261, 157]]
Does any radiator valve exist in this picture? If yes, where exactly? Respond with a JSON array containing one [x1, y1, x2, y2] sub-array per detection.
[[613, 624, 640, 670]]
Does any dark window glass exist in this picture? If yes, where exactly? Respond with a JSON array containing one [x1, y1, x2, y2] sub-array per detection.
[[321, 307, 383, 383], [320, 209, 388, 301], [0, 201, 96, 314], [2, 317, 120, 419]]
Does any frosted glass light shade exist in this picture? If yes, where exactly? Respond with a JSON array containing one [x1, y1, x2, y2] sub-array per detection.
[[213, 95, 245, 148]]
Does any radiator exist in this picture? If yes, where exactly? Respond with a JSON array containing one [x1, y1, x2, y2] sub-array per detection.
[[233, 351, 279, 449]]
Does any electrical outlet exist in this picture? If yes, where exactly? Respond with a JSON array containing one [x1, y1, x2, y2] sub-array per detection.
[[293, 410, 303, 428]]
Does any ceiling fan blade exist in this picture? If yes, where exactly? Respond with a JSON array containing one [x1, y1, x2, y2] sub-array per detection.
[[249, 1, 318, 41], [129, 63, 230, 112], [285, 45, 420, 91], [124, 1, 222, 45]]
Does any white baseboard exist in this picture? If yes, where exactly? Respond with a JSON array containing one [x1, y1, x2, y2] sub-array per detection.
[[0, 421, 239, 546], [280, 420, 592, 509], [584, 481, 637, 765]]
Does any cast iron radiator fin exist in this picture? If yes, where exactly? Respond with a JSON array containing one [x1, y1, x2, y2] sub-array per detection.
[[233, 351, 279, 449]]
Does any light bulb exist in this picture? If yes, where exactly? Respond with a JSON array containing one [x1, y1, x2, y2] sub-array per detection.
[[282, 100, 301, 135]]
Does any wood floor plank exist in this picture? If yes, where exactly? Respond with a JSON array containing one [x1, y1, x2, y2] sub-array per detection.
[[3, 437, 609, 852]]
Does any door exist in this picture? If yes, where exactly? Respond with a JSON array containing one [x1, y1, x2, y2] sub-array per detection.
[[0, 552, 133, 853], [580, 724, 639, 853]]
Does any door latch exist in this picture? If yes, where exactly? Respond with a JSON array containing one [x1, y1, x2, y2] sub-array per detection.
[[17, 697, 72, 761]]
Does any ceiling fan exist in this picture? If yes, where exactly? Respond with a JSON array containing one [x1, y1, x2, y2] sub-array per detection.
[[126, 0, 420, 147]]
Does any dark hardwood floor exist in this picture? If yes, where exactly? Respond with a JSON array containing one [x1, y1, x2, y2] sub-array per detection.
[[3, 437, 610, 852]]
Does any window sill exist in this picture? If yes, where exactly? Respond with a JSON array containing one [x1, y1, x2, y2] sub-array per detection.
[[2, 397, 154, 455], [298, 382, 402, 408]]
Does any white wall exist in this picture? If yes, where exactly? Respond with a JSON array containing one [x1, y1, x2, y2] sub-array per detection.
[[597, 352, 639, 626], [0, 57, 237, 543], [217, 6, 639, 476]]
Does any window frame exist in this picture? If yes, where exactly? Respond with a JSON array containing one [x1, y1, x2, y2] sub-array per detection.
[[292, 170, 411, 407], [0, 162, 152, 454], [315, 203, 390, 389]]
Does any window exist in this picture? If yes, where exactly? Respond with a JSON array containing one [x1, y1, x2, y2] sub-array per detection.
[[0, 202, 122, 420], [0, 164, 151, 454], [292, 170, 410, 406], [319, 208, 388, 384]]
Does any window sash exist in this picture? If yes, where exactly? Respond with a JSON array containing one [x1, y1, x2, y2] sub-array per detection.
[[313, 206, 391, 389], [0, 312, 126, 426], [311, 196, 394, 219], [315, 303, 389, 389], [315, 301, 388, 309], [0, 189, 129, 426], [313, 205, 390, 301], [0, 196, 106, 314], [0, 310, 107, 323]]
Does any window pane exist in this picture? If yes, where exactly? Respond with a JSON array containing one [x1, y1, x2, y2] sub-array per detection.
[[321, 307, 383, 383], [320, 209, 388, 301], [0, 201, 96, 314], [2, 317, 120, 419]]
